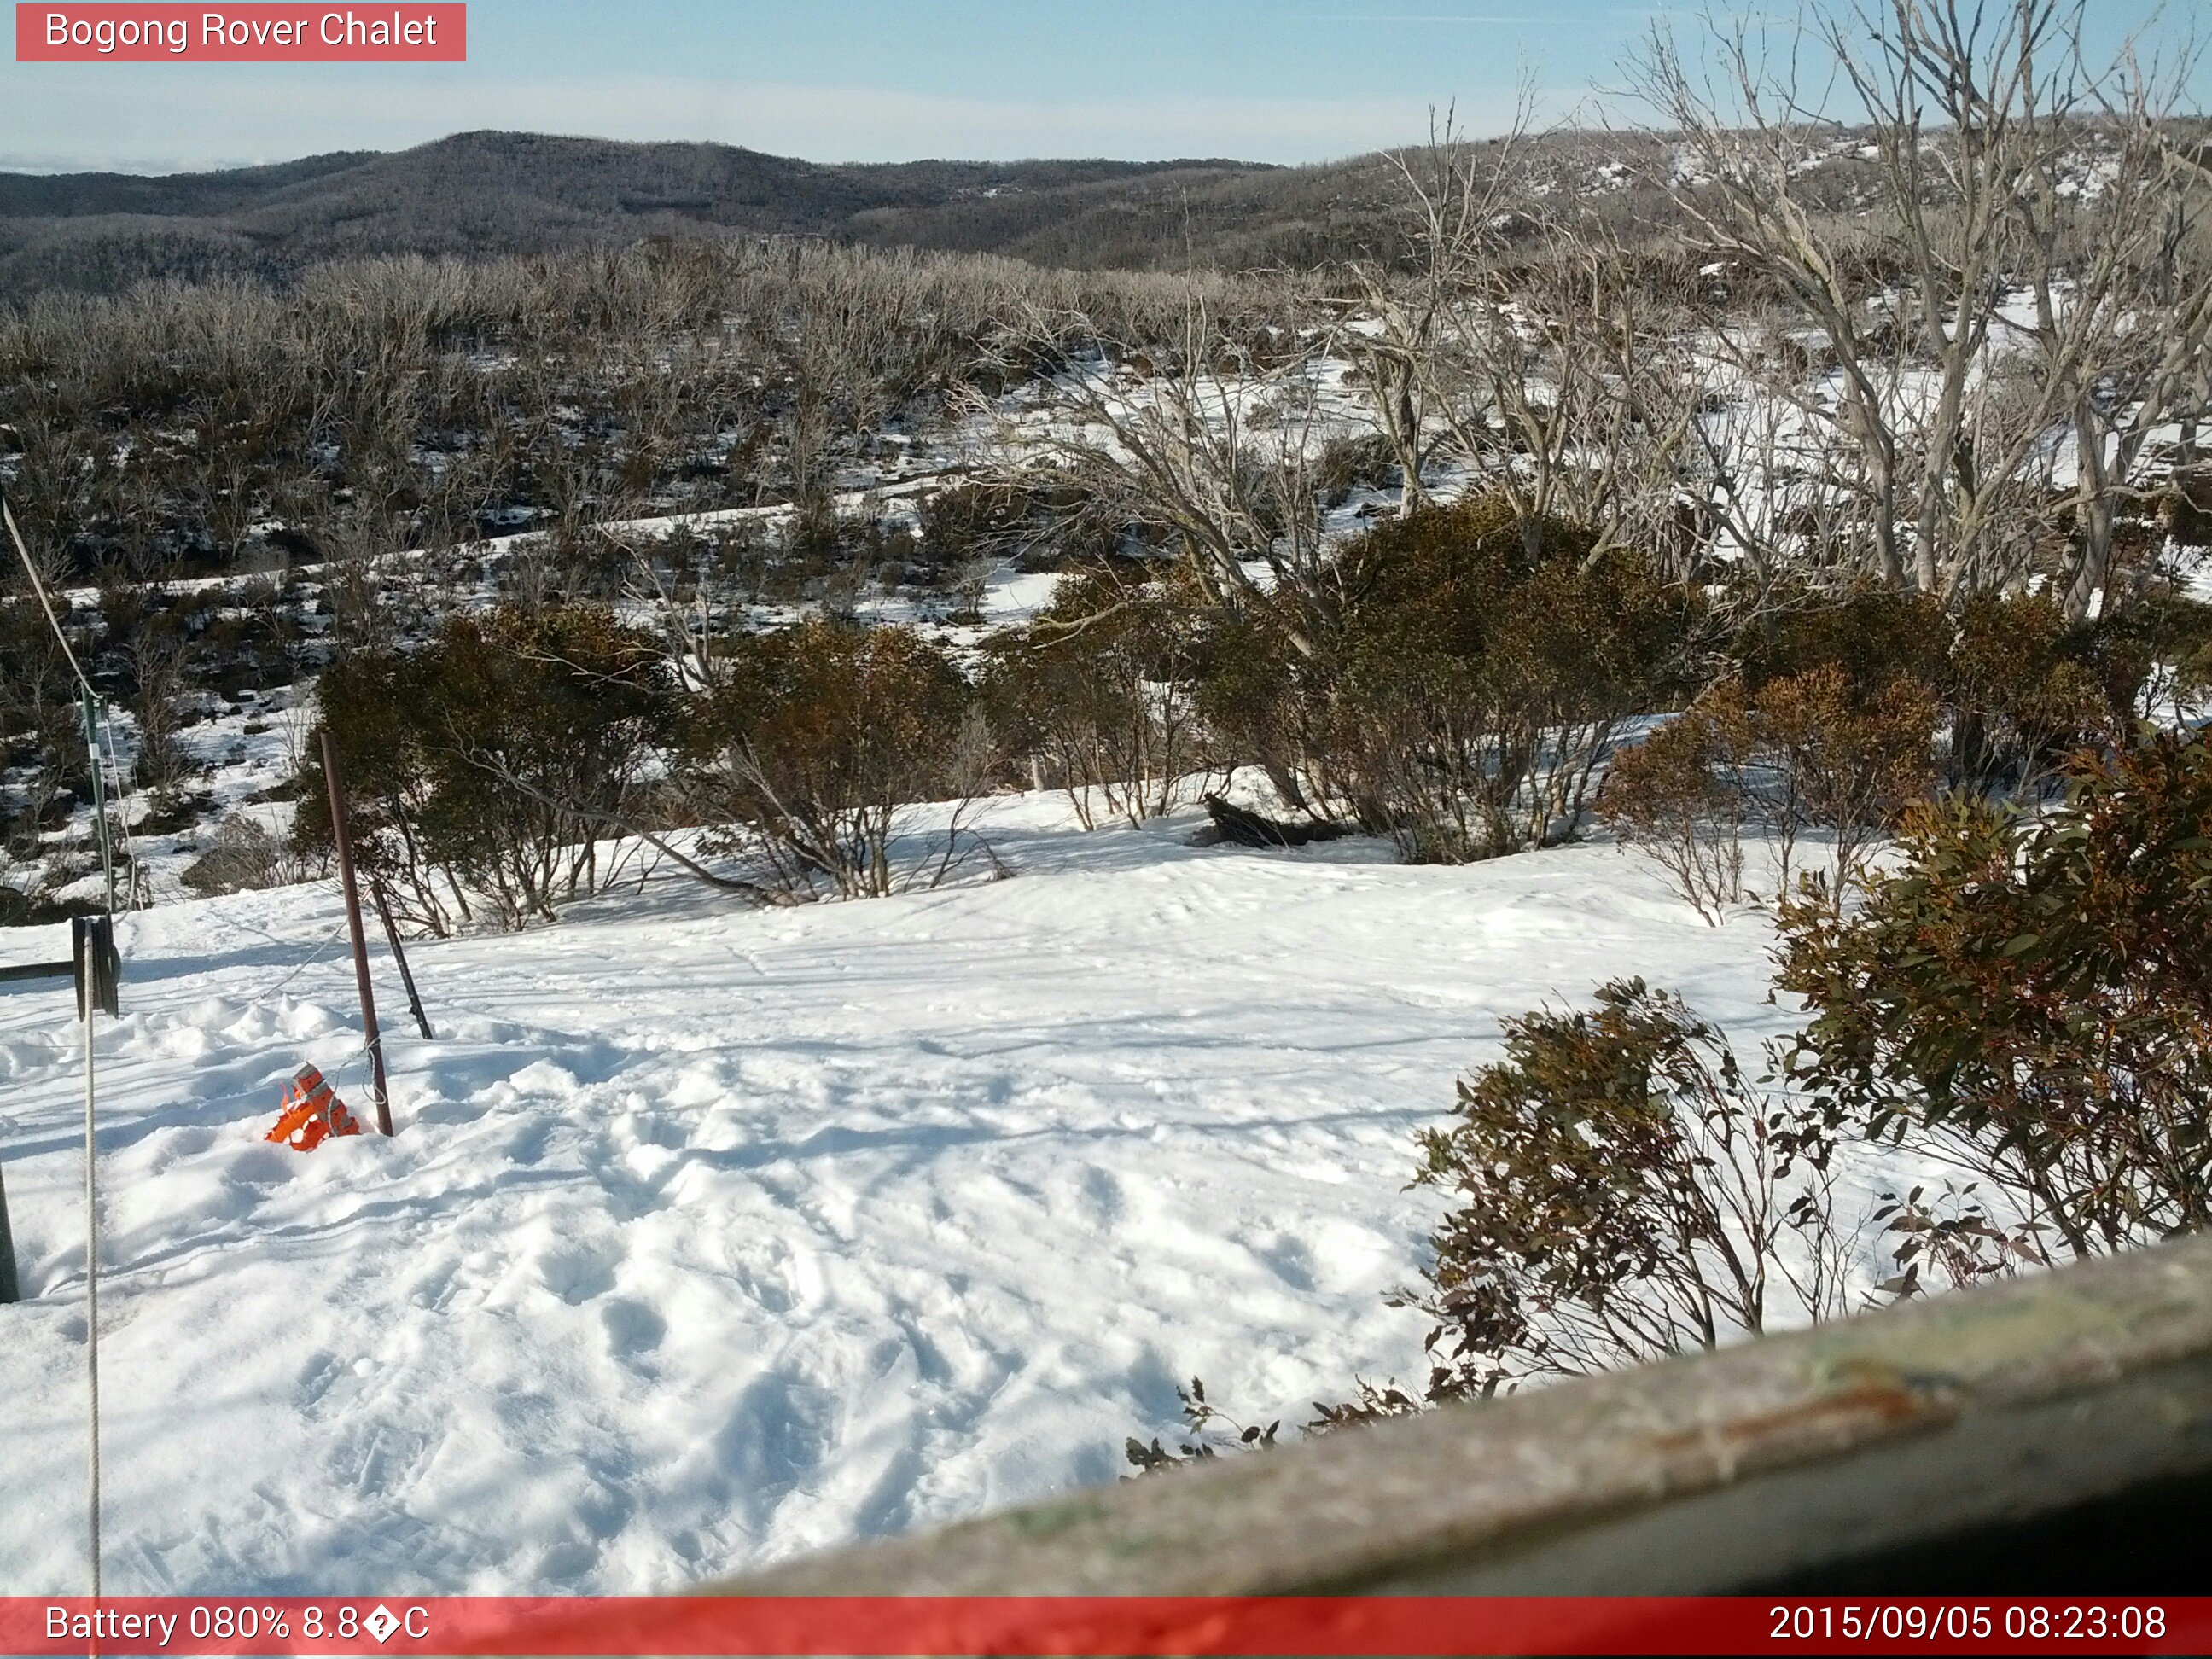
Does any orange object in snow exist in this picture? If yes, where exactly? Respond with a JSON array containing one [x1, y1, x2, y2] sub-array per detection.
[[265, 1063, 363, 1151]]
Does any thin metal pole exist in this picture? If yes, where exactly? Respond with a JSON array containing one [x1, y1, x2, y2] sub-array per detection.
[[321, 730, 393, 1136], [371, 879, 434, 1042], [81, 926, 101, 1601]]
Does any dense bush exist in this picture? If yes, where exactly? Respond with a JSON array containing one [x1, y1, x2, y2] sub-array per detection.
[[1735, 582, 2194, 798], [1312, 434, 1401, 509], [1736, 583, 1952, 701], [1196, 496, 1704, 861], [686, 617, 994, 900], [1749, 667, 1940, 898], [2089, 592, 2212, 727], [1779, 731, 2212, 1259], [1188, 602, 1342, 822], [1942, 594, 2118, 795], [1603, 588, 2167, 920], [301, 603, 672, 931], [983, 562, 1214, 827]]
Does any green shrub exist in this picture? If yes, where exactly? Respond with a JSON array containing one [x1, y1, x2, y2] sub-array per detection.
[[1407, 979, 1846, 1399], [1737, 581, 1951, 701], [1196, 496, 1705, 861], [1737, 582, 2163, 798], [1779, 731, 2212, 1258], [2087, 592, 2212, 727], [1944, 593, 2115, 795], [983, 562, 1213, 827], [1189, 601, 1343, 821], [302, 603, 673, 931], [687, 617, 993, 899]]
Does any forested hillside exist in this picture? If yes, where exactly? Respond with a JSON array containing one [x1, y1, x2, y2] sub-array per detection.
[[0, 132, 1273, 296], [0, 125, 1755, 295]]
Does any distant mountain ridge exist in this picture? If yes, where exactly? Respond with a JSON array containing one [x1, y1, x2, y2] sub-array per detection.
[[0, 131, 1295, 296], [0, 149, 381, 218], [11, 124, 2203, 301]]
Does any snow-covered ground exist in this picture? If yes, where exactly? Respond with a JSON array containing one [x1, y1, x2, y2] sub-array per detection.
[[0, 792, 1831, 1595]]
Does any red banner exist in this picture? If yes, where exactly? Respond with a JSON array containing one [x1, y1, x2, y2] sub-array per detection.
[[0, 1596, 2203, 1656], [15, 4, 464, 61]]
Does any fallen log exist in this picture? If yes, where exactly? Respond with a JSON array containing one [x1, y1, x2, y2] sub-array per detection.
[[1201, 794, 1352, 849]]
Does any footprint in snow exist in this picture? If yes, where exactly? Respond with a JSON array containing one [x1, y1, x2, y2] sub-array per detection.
[[597, 1297, 667, 1363], [535, 1234, 621, 1304]]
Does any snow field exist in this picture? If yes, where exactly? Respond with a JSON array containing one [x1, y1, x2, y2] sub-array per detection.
[[1, 791, 1819, 1593]]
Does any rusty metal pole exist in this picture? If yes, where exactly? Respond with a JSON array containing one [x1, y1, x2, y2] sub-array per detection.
[[320, 729, 393, 1136]]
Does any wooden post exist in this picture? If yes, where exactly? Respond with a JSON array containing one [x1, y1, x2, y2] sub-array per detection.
[[80, 688, 114, 917], [371, 878, 434, 1041], [0, 1156, 18, 1306], [320, 730, 393, 1137], [0, 927, 116, 1309]]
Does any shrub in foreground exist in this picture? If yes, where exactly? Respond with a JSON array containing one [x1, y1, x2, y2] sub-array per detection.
[[1780, 731, 2212, 1259], [1406, 979, 1847, 1399]]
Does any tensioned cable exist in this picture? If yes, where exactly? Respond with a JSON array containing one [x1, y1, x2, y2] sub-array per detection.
[[242, 916, 352, 1010], [1, 486, 96, 701], [4, 483, 143, 905]]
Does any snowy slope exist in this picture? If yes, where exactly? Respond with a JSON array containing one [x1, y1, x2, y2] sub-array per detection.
[[0, 795, 1820, 1595]]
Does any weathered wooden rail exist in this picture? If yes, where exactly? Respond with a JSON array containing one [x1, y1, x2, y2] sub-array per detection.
[[713, 1232, 2212, 1596]]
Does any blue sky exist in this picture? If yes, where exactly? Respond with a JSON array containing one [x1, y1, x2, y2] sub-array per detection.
[[1, 1, 2200, 174]]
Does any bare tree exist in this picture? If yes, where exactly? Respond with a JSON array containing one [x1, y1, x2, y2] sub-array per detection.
[[1334, 106, 1704, 568], [1633, 0, 2212, 614], [965, 292, 1343, 656], [1333, 104, 1535, 511]]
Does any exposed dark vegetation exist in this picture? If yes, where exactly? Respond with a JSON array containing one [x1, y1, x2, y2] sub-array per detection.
[[0, 238, 1297, 587]]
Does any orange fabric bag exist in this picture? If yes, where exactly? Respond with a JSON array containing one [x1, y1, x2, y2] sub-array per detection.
[[265, 1063, 362, 1151]]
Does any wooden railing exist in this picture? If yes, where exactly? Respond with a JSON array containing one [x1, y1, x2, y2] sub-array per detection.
[[713, 1232, 2212, 1595]]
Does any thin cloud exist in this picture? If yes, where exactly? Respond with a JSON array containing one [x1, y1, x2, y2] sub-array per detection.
[[1303, 14, 1540, 21]]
